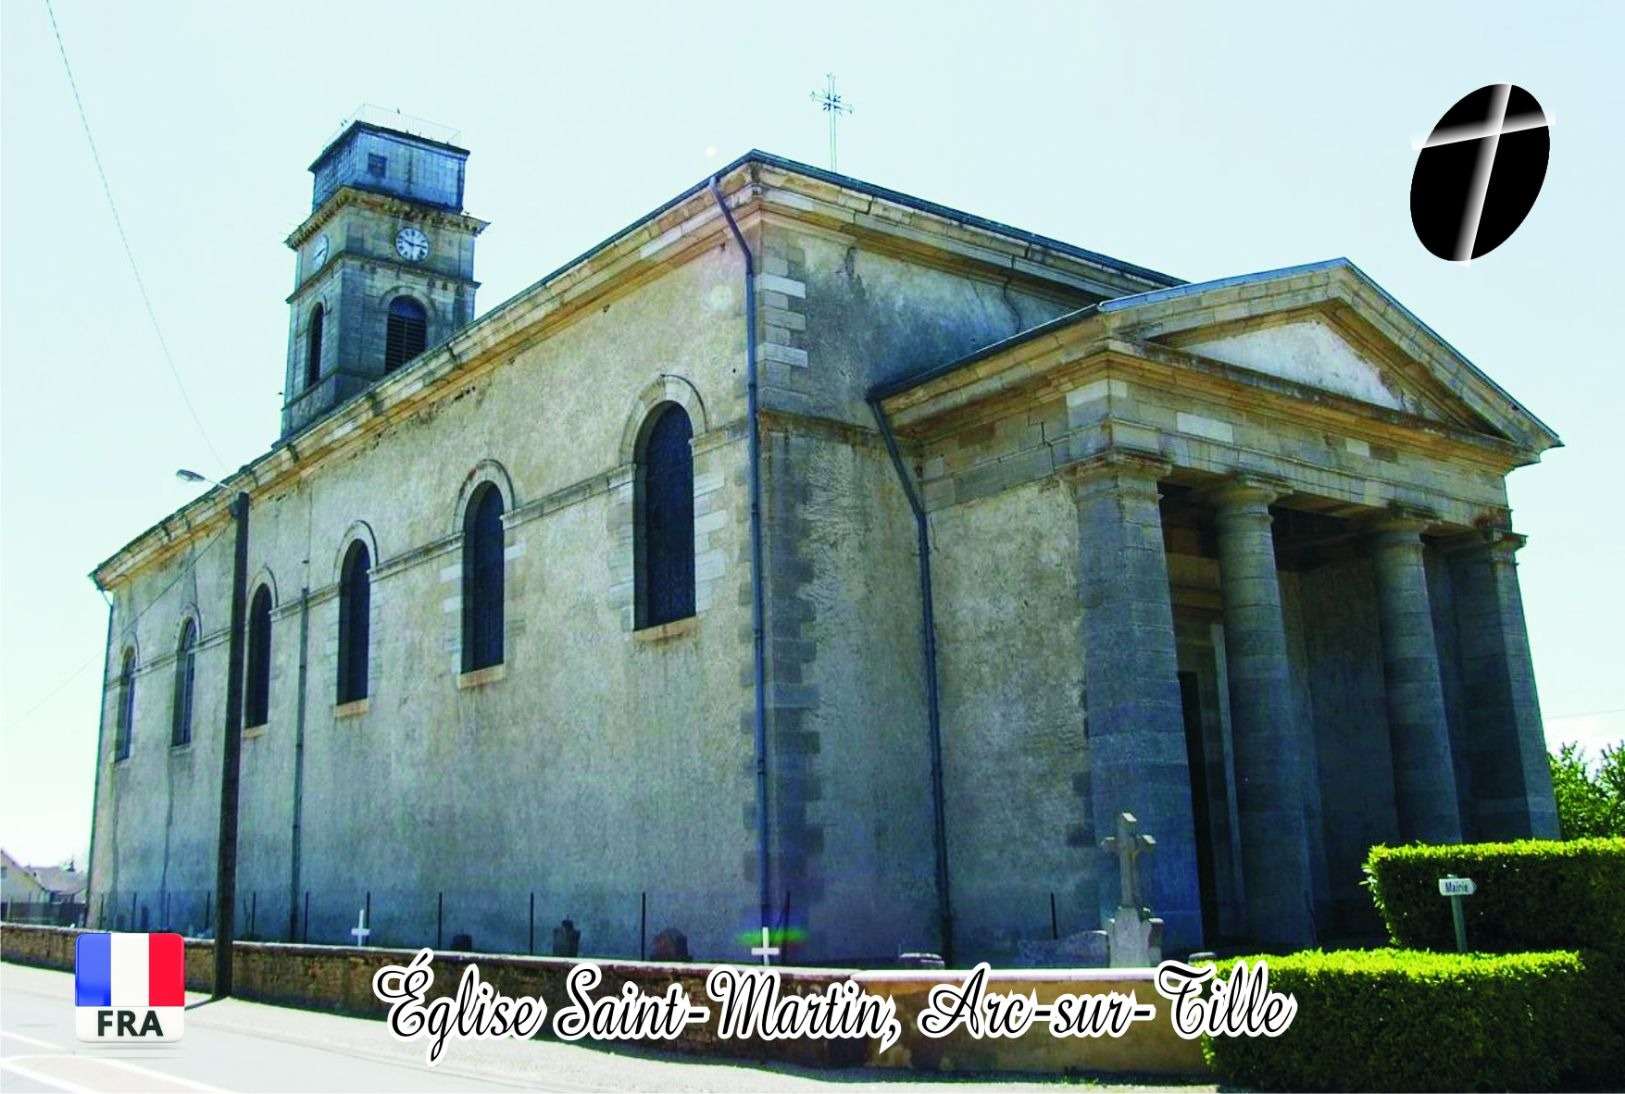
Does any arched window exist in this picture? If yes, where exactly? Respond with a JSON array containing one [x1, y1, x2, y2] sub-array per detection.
[[637, 404, 696, 628], [306, 304, 325, 389], [245, 585, 272, 728], [114, 649, 136, 761], [171, 620, 197, 747], [462, 484, 505, 671], [337, 540, 371, 703], [384, 296, 427, 373]]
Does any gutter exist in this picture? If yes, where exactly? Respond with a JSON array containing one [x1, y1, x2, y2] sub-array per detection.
[[708, 176, 772, 935], [867, 398, 954, 965]]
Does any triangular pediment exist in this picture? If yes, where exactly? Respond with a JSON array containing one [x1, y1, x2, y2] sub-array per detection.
[[1177, 315, 1430, 417], [1100, 259, 1559, 453]]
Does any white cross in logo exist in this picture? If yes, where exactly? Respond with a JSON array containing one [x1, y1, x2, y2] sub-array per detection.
[[1411, 83, 1549, 263]]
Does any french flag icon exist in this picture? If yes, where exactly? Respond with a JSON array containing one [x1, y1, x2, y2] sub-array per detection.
[[74, 932, 186, 1042]]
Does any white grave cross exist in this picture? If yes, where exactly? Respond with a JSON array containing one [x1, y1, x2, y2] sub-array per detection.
[[351, 907, 371, 947], [750, 925, 780, 966]]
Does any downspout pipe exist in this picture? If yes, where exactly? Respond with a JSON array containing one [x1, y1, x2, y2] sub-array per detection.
[[709, 175, 771, 934], [288, 584, 310, 942], [868, 397, 954, 965], [85, 589, 114, 924]]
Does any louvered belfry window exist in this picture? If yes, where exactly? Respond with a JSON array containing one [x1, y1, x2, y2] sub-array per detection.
[[462, 485, 505, 672], [337, 540, 371, 703], [384, 296, 427, 373], [639, 404, 696, 628]]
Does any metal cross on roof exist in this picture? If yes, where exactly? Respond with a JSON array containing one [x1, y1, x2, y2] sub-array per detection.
[[809, 73, 854, 173]]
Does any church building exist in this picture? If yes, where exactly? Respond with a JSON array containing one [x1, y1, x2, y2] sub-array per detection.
[[87, 115, 1560, 963]]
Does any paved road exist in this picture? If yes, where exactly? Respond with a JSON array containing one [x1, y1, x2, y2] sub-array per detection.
[[1, 962, 1212, 1092]]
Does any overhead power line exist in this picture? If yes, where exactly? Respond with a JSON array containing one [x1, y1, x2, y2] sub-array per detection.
[[43, 0, 228, 473], [1, 523, 231, 734]]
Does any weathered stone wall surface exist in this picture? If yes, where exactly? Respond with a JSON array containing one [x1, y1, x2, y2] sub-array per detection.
[[1, 924, 1206, 1076], [1294, 555, 1397, 937], [788, 229, 1086, 425], [744, 224, 1099, 961], [94, 243, 758, 961], [930, 478, 1089, 961]]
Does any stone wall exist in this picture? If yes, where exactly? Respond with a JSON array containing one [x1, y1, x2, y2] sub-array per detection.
[[93, 243, 758, 961]]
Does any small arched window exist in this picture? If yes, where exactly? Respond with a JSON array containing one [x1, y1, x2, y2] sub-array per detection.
[[462, 484, 505, 672], [245, 585, 272, 728], [637, 404, 696, 628], [114, 649, 136, 761], [306, 304, 325, 389], [171, 619, 197, 747], [337, 540, 371, 703], [384, 296, 427, 373]]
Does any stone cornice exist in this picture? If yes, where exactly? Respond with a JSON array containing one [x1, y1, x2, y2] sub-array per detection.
[[286, 185, 489, 249], [881, 322, 1537, 477]]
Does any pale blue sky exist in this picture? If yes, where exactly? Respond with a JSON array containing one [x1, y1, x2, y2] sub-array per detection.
[[2, 1, 1621, 866]]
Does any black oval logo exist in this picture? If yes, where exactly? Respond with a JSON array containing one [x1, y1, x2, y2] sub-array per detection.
[[1410, 84, 1549, 262]]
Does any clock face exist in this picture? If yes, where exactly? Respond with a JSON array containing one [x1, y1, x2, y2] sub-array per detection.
[[395, 226, 431, 263], [310, 234, 330, 271]]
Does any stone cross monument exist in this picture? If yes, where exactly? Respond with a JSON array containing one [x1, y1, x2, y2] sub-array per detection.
[[1100, 812, 1164, 967]]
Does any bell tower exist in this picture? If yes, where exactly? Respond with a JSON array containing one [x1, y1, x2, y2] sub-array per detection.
[[281, 109, 487, 437]]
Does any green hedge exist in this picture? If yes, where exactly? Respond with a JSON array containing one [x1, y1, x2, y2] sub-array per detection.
[[1364, 838, 1625, 954], [1201, 948, 1624, 1091]]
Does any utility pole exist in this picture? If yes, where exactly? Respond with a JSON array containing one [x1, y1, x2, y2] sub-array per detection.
[[213, 489, 250, 998]]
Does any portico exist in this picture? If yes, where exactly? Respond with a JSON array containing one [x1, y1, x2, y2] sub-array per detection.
[[876, 258, 1560, 953]]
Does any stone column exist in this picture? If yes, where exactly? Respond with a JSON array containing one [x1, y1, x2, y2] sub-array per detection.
[[1068, 452, 1202, 950], [1367, 516, 1463, 843], [1207, 479, 1316, 948], [1445, 530, 1559, 838]]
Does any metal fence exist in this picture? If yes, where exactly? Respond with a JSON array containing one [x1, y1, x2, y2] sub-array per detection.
[[74, 885, 808, 964], [0, 900, 88, 927]]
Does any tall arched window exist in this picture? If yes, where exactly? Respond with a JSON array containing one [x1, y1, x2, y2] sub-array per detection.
[[638, 404, 696, 628], [306, 304, 325, 389], [114, 649, 136, 761], [245, 585, 272, 728], [171, 619, 197, 747], [383, 296, 427, 373], [462, 484, 505, 672], [337, 541, 371, 703]]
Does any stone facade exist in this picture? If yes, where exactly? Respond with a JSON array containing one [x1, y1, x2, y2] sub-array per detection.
[[88, 140, 1560, 965]]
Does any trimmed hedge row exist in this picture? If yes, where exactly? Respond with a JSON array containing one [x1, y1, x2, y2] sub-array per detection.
[[1201, 948, 1624, 1092], [1363, 838, 1625, 954]]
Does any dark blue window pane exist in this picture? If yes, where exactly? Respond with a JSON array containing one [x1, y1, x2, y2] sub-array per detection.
[[171, 620, 196, 747], [463, 486, 504, 671], [641, 405, 695, 627], [115, 652, 135, 760], [245, 586, 272, 728], [306, 305, 324, 389], [338, 541, 371, 702]]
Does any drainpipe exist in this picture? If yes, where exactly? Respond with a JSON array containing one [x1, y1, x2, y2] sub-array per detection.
[[868, 397, 954, 965], [288, 583, 310, 942], [85, 589, 114, 923], [708, 175, 771, 934]]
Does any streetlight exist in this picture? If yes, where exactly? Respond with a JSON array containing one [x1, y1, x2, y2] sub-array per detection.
[[178, 467, 250, 999]]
